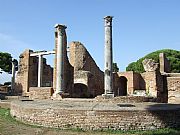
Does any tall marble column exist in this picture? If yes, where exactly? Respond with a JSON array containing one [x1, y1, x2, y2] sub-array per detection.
[[103, 16, 114, 97], [54, 24, 67, 95]]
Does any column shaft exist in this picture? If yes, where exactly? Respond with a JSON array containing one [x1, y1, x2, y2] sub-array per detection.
[[38, 55, 43, 87], [104, 16, 113, 95], [55, 24, 66, 94], [11, 61, 16, 91]]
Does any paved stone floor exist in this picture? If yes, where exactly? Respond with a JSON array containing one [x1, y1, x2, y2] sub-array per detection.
[[11, 98, 180, 111]]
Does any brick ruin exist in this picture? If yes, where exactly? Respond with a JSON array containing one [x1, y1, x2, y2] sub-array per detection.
[[14, 44, 180, 104], [14, 21, 180, 104], [9, 17, 180, 132]]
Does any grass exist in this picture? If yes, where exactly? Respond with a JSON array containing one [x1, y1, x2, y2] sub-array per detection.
[[0, 108, 179, 135]]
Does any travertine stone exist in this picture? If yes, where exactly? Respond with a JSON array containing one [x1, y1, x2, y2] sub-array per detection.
[[142, 58, 159, 72]]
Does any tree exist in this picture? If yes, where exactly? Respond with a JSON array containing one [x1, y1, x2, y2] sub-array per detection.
[[113, 63, 119, 72], [126, 49, 180, 73], [0, 52, 18, 73]]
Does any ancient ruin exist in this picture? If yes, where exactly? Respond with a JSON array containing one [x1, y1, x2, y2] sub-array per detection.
[[9, 16, 180, 130]]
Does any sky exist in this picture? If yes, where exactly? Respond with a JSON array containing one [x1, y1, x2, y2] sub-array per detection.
[[0, 0, 180, 83]]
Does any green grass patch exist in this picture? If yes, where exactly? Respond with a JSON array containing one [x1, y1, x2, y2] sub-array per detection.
[[0, 108, 16, 123]]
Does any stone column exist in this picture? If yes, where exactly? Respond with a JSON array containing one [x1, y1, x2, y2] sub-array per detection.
[[54, 24, 67, 95], [11, 59, 16, 92], [103, 16, 114, 97], [38, 55, 43, 87]]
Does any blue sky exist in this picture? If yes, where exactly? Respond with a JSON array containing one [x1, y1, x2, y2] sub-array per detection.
[[0, 0, 180, 83]]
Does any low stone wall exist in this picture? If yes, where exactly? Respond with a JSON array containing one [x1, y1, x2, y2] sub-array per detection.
[[10, 100, 180, 131], [96, 96, 157, 103], [29, 87, 54, 100]]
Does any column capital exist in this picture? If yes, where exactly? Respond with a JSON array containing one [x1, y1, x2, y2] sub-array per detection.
[[104, 16, 113, 26], [54, 24, 67, 30]]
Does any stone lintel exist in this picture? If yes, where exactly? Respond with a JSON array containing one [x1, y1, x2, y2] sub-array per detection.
[[30, 50, 55, 56]]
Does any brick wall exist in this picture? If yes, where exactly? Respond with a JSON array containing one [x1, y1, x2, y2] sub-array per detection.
[[29, 87, 54, 100], [15, 49, 31, 95], [167, 77, 180, 103], [141, 72, 157, 97], [69, 42, 104, 97], [15, 50, 53, 95], [11, 101, 180, 131]]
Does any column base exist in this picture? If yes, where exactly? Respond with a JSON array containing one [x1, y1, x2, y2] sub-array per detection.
[[51, 92, 63, 100], [102, 93, 114, 99]]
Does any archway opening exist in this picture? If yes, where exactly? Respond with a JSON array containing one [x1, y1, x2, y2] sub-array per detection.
[[73, 83, 88, 98], [119, 76, 128, 96]]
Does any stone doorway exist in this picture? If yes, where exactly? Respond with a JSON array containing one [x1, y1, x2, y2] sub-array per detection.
[[119, 76, 128, 96], [73, 83, 89, 98]]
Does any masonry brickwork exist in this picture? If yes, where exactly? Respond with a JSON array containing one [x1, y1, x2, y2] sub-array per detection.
[[29, 87, 54, 100], [14, 50, 53, 95], [14, 47, 180, 103], [11, 100, 180, 131], [14, 39, 179, 103], [167, 76, 180, 103], [69, 42, 104, 97]]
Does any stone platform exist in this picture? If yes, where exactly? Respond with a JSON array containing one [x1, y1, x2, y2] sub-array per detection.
[[10, 98, 180, 131]]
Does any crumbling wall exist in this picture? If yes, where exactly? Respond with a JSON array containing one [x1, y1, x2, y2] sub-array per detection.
[[167, 76, 180, 103], [141, 72, 157, 97], [141, 70, 166, 102], [159, 53, 170, 73], [72, 71, 93, 97], [42, 59, 53, 87], [69, 42, 104, 97], [15, 49, 31, 95], [15, 50, 53, 96]]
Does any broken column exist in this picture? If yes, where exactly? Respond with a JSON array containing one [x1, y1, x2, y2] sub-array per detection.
[[54, 24, 67, 96], [103, 16, 114, 97]]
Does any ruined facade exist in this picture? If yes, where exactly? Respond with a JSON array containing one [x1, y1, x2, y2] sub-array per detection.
[[14, 44, 180, 104], [15, 50, 53, 95], [14, 20, 179, 103], [69, 42, 104, 97]]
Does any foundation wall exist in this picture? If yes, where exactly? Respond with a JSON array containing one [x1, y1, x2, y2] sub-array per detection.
[[11, 101, 180, 131], [29, 87, 54, 100]]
